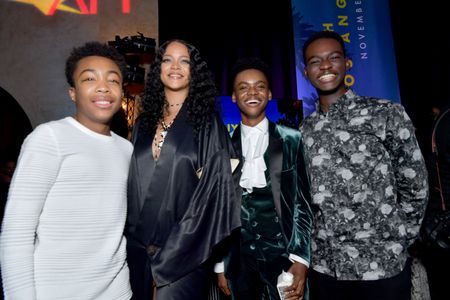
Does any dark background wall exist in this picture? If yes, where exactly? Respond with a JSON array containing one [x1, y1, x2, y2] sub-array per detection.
[[158, 0, 297, 100], [389, 0, 450, 132], [389, 0, 449, 153], [158, 0, 450, 141]]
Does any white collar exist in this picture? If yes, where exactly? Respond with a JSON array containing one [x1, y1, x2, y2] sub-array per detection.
[[241, 117, 269, 138], [239, 117, 269, 193]]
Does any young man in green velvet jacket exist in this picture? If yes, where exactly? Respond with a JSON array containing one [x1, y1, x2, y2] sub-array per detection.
[[215, 57, 313, 300]]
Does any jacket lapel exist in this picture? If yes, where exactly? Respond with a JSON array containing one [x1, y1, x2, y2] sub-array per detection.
[[231, 125, 242, 159], [268, 121, 283, 219]]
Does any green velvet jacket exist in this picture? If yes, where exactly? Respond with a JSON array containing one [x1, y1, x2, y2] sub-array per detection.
[[225, 121, 313, 276]]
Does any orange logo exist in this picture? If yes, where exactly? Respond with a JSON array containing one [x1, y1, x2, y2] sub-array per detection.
[[11, 0, 131, 15]]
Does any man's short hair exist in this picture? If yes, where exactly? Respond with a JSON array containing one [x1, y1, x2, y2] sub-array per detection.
[[302, 31, 346, 63], [229, 57, 271, 93], [65, 41, 127, 87]]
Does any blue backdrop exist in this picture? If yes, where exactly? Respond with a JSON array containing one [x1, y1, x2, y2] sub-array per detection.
[[219, 96, 283, 135], [291, 0, 400, 117]]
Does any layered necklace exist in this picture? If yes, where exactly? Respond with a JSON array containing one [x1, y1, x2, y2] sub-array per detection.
[[154, 119, 173, 152], [153, 101, 184, 158]]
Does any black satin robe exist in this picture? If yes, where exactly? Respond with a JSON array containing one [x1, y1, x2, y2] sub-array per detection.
[[126, 105, 241, 288]]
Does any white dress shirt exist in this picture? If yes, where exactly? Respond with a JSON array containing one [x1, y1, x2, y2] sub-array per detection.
[[239, 118, 269, 193]]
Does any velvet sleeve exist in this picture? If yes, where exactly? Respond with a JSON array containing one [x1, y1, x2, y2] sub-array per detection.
[[287, 132, 313, 264]]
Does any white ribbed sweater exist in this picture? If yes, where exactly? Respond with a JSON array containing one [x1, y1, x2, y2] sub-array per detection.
[[0, 117, 133, 300]]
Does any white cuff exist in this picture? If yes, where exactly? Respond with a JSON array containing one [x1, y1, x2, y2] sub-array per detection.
[[289, 253, 309, 268], [214, 261, 225, 273]]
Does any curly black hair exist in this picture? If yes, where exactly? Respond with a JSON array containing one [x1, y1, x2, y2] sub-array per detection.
[[302, 30, 346, 64], [65, 41, 128, 87], [229, 57, 271, 94], [139, 39, 218, 137]]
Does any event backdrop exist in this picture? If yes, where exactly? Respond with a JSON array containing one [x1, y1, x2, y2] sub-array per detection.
[[291, 0, 400, 117], [0, 0, 157, 127]]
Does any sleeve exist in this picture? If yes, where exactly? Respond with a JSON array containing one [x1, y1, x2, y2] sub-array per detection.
[[385, 104, 428, 241], [436, 110, 450, 203], [214, 261, 225, 273], [288, 253, 309, 268], [198, 113, 238, 161], [125, 118, 144, 235], [0, 125, 62, 299], [287, 134, 313, 264], [130, 116, 142, 144]]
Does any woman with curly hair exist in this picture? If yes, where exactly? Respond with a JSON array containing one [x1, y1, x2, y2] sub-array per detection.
[[126, 39, 241, 299]]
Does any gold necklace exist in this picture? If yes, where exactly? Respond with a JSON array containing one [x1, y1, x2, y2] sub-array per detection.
[[154, 120, 174, 151], [161, 120, 173, 131]]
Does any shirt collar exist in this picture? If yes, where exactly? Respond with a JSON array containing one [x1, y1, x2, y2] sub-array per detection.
[[317, 89, 357, 114], [241, 117, 269, 139]]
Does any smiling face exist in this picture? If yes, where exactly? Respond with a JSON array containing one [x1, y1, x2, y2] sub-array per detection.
[[69, 55, 123, 135], [160, 41, 191, 95], [232, 68, 272, 127], [304, 37, 348, 98]]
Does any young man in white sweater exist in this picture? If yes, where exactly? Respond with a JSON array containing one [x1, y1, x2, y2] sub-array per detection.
[[0, 42, 133, 300]]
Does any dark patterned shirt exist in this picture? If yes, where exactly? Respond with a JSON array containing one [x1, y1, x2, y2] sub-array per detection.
[[300, 90, 428, 280]]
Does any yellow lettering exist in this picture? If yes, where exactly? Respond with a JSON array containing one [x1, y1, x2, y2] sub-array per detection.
[[341, 33, 350, 43], [338, 15, 348, 26], [336, 0, 346, 9], [346, 59, 353, 68], [345, 74, 355, 87], [322, 23, 334, 31], [228, 123, 239, 134]]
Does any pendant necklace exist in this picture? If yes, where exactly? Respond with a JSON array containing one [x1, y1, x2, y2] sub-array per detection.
[[154, 101, 183, 158], [154, 119, 173, 151]]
